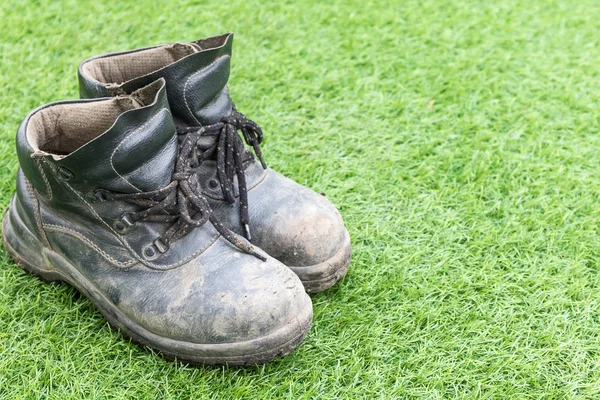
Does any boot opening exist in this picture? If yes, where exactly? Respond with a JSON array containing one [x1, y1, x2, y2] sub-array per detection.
[[80, 34, 231, 85], [26, 80, 164, 158]]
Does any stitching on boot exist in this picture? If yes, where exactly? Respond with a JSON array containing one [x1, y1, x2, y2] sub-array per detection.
[[109, 108, 171, 193], [63, 180, 221, 270], [144, 229, 221, 269], [34, 158, 53, 200], [43, 224, 136, 268], [183, 55, 228, 125], [63, 181, 144, 262], [24, 178, 51, 248]]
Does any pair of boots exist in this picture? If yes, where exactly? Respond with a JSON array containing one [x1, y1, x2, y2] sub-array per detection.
[[3, 33, 351, 365]]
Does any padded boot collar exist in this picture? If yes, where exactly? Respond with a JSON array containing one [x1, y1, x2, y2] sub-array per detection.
[[18, 79, 177, 197], [78, 33, 234, 126], [15, 79, 227, 269]]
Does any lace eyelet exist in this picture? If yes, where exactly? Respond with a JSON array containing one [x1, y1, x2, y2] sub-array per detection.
[[142, 238, 169, 260], [114, 213, 135, 233], [208, 179, 220, 189], [95, 189, 109, 202], [87, 188, 108, 203], [85, 191, 96, 202], [56, 167, 74, 181], [142, 244, 158, 260], [153, 238, 169, 254]]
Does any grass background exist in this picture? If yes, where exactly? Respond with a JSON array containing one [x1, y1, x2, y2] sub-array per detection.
[[1, 0, 600, 398]]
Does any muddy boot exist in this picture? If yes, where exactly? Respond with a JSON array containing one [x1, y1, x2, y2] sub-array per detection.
[[78, 33, 351, 293], [2, 79, 312, 365]]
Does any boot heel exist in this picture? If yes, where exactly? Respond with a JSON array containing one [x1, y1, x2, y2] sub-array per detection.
[[2, 204, 63, 283]]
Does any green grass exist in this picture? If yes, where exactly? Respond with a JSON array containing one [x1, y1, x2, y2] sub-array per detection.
[[2, 0, 600, 398]]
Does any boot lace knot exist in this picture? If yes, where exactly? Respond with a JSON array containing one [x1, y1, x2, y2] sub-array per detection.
[[178, 106, 267, 240], [101, 128, 266, 261]]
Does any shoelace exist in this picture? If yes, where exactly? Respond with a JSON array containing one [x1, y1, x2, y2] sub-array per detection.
[[101, 128, 266, 261], [177, 106, 267, 240]]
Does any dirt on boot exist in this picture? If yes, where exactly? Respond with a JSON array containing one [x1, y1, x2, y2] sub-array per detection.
[[3, 79, 312, 365], [78, 33, 351, 292]]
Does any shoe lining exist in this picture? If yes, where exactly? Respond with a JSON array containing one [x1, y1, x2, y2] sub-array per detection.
[[82, 43, 200, 85], [27, 80, 163, 158], [80, 34, 230, 85]]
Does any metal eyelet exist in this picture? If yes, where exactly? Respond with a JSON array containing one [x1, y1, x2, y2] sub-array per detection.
[[114, 213, 135, 233], [86, 188, 109, 203], [114, 221, 126, 232], [85, 191, 96, 202], [94, 189, 109, 202], [154, 238, 169, 254], [142, 244, 158, 260], [56, 167, 73, 181], [208, 179, 220, 189], [142, 238, 169, 260]]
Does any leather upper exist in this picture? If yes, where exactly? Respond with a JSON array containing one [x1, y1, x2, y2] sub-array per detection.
[[79, 33, 234, 126], [13, 80, 309, 344], [78, 34, 350, 269]]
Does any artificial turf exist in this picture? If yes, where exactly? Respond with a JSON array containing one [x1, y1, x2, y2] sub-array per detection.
[[2, 0, 600, 398]]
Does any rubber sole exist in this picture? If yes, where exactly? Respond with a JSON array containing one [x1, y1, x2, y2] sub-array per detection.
[[288, 231, 352, 293], [2, 205, 313, 366]]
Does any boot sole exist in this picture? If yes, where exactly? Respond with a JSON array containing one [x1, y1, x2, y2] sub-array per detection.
[[2, 205, 313, 366], [288, 231, 352, 293]]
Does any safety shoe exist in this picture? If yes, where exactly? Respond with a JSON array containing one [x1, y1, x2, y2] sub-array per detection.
[[78, 33, 351, 292], [2, 79, 312, 365]]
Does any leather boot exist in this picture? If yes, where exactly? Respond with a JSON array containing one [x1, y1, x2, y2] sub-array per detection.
[[78, 33, 351, 292], [2, 79, 312, 365]]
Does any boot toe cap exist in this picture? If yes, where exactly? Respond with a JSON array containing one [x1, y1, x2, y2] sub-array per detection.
[[131, 240, 312, 346], [251, 171, 349, 268]]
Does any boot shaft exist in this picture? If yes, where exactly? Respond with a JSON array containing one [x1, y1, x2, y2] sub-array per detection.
[[78, 33, 234, 126], [18, 79, 177, 211], [15, 79, 212, 269]]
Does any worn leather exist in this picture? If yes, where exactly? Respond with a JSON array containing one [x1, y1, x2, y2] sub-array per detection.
[[12, 80, 309, 344], [79, 33, 234, 126], [78, 34, 349, 268]]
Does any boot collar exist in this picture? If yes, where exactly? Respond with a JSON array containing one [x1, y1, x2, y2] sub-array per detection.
[[18, 79, 177, 197], [78, 33, 234, 126]]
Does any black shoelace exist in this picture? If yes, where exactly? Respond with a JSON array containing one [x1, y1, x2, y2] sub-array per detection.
[[177, 106, 267, 240], [102, 128, 266, 261]]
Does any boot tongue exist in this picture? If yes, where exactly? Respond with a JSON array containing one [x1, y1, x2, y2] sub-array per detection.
[[118, 33, 235, 127], [57, 79, 178, 194]]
